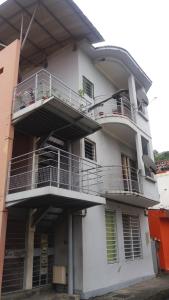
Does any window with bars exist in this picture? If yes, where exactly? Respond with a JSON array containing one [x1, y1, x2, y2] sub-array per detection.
[[137, 98, 146, 114], [83, 76, 94, 99], [122, 214, 142, 260], [105, 211, 118, 263], [84, 139, 96, 161]]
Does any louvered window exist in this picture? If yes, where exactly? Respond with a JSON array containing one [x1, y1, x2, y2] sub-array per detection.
[[105, 211, 118, 263], [122, 214, 142, 260], [83, 76, 94, 99], [84, 139, 96, 161]]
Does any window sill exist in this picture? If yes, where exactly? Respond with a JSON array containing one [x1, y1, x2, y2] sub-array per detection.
[[145, 176, 156, 183], [138, 111, 149, 121]]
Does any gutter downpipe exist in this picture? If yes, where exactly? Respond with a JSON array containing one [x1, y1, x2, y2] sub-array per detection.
[[68, 211, 73, 294]]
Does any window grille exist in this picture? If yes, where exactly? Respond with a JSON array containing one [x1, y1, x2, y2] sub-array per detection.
[[84, 139, 96, 161], [105, 211, 118, 263], [83, 76, 94, 99], [137, 98, 146, 114], [122, 214, 142, 260]]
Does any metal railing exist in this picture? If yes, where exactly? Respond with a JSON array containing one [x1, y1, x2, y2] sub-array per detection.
[[13, 69, 91, 115], [100, 165, 141, 194], [94, 96, 133, 121], [8, 147, 142, 198], [8, 146, 102, 196]]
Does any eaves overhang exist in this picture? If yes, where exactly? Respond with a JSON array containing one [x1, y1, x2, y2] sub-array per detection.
[[80, 42, 152, 92], [95, 46, 152, 91], [0, 0, 104, 69]]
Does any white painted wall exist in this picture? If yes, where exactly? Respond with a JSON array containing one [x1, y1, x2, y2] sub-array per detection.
[[20, 43, 158, 296], [78, 49, 116, 103], [82, 202, 154, 296], [154, 171, 169, 209]]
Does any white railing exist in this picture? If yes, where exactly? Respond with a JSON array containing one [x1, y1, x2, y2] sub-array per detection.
[[8, 147, 142, 198], [8, 146, 102, 196], [100, 165, 141, 194], [94, 96, 133, 121], [13, 69, 91, 115]]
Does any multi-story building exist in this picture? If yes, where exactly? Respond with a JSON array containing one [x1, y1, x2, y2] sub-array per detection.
[[148, 163, 169, 272], [0, 0, 159, 299]]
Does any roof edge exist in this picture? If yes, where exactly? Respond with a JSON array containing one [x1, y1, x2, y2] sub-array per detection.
[[70, 0, 104, 43], [94, 45, 152, 90]]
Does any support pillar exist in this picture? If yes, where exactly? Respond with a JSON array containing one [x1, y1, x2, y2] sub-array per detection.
[[24, 209, 35, 290], [0, 41, 20, 297], [68, 212, 73, 294], [135, 132, 145, 175], [128, 74, 138, 122], [135, 132, 145, 194]]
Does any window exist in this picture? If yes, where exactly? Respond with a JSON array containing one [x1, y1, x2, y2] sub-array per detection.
[[137, 98, 146, 114], [105, 211, 118, 263], [84, 139, 96, 161], [122, 214, 142, 260], [121, 154, 138, 192], [83, 76, 94, 99]]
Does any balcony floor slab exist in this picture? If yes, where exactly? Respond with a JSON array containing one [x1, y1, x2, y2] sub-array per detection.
[[104, 191, 159, 208], [6, 186, 105, 209], [13, 97, 101, 140]]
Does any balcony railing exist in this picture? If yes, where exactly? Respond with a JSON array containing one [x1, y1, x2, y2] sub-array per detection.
[[8, 147, 102, 196], [8, 147, 141, 199], [94, 97, 133, 121], [13, 69, 91, 115], [101, 165, 141, 194]]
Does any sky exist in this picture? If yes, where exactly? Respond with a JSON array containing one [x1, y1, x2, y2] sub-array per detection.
[[73, 0, 169, 153], [0, 0, 168, 152]]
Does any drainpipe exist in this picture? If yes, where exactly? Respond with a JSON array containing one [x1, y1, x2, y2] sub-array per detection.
[[68, 212, 73, 294]]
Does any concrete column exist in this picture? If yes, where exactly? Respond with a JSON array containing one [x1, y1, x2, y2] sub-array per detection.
[[128, 74, 138, 122], [0, 41, 20, 297], [24, 209, 35, 290], [135, 132, 145, 194], [68, 212, 73, 294], [135, 132, 144, 174]]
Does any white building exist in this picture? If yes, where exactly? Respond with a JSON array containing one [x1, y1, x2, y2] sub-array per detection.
[[0, 1, 159, 299], [153, 170, 169, 209]]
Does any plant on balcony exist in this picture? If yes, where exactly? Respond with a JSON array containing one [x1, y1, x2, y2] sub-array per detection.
[[78, 89, 85, 97]]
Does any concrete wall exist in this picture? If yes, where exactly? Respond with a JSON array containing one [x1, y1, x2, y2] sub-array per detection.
[[78, 49, 115, 103], [82, 202, 154, 298], [154, 172, 169, 209], [0, 40, 20, 290]]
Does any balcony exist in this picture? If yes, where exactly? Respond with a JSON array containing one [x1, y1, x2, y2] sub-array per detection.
[[101, 166, 157, 207], [12, 70, 101, 140], [94, 95, 137, 147], [6, 147, 105, 209]]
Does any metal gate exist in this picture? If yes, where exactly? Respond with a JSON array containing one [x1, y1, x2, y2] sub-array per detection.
[[33, 227, 54, 287], [2, 219, 26, 293]]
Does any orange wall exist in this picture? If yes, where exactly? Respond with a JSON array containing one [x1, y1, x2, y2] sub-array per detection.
[[0, 40, 20, 289], [148, 209, 169, 271]]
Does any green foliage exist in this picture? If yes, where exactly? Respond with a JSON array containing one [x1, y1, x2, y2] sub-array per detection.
[[154, 150, 169, 162], [78, 89, 84, 97]]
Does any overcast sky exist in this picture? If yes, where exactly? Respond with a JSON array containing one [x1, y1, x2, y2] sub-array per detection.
[[0, 0, 168, 152]]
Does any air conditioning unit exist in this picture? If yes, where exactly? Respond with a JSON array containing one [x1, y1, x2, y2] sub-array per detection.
[[53, 266, 66, 284]]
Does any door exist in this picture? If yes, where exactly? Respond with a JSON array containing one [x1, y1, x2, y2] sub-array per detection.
[[121, 154, 138, 192]]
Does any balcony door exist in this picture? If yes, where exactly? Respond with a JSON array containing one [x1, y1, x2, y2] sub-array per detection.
[[121, 154, 138, 192], [37, 137, 69, 189]]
